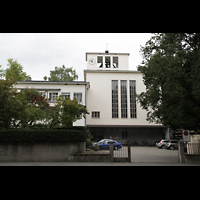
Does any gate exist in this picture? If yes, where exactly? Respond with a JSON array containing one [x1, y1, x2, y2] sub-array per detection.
[[113, 143, 131, 162], [94, 141, 131, 162]]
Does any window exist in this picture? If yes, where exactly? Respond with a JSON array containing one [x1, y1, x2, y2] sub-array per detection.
[[74, 93, 82, 102], [39, 92, 46, 98], [92, 111, 100, 118], [113, 57, 118, 68], [112, 80, 118, 118], [97, 56, 103, 68], [105, 56, 111, 68], [62, 93, 70, 100], [130, 80, 137, 118], [122, 131, 128, 139], [49, 92, 58, 102], [121, 80, 127, 118]]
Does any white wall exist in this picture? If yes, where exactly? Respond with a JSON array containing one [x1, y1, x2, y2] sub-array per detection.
[[85, 71, 161, 126]]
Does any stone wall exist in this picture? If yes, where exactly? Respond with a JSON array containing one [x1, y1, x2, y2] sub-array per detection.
[[72, 152, 111, 162], [0, 142, 85, 162]]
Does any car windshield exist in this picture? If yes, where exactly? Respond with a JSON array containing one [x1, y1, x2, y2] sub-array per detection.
[[98, 139, 105, 143]]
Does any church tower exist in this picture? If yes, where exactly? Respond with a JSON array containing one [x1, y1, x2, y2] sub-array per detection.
[[86, 50, 130, 70]]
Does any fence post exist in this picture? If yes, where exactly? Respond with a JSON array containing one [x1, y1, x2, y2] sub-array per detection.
[[108, 141, 114, 162], [128, 142, 131, 162], [178, 140, 185, 163]]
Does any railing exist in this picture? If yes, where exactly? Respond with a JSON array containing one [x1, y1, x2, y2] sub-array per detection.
[[187, 143, 200, 155], [90, 142, 131, 162], [114, 145, 128, 158], [95, 145, 128, 158]]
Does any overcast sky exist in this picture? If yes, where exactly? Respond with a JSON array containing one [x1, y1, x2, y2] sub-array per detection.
[[0, 33, 152, 81]]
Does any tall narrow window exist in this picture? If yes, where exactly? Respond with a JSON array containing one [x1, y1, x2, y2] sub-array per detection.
[[121, 80, 127, 118], [112, 80, 118, 118], [74, 93, 82, 103], [105, 56, 111, 68], [97, 56, 103, 68], [130, 80, 137, 118], [113, 57, 118, 68]]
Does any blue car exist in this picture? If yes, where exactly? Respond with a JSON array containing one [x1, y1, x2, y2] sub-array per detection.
[[96, 139, 122, 150]]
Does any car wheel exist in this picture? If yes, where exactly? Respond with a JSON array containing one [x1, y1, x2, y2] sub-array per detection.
[[169, 145, 175, 150], [161, 145, 165, 149]]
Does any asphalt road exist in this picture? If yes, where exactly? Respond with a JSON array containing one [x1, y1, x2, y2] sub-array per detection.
[[130, 147, 178, 163]]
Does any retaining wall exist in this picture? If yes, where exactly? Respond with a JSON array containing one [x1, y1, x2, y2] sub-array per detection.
[[0, 142, 85, 162]]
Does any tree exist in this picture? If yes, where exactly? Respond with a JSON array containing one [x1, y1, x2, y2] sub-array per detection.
[[5, 58, 29, 81], [61, 97, 89, 128], [0, 65, 4, 78], [14, 88, 50, 128], [137, 33, 200, 131], [0, 79, 18, 129], [47, 96, 89, 129], [43, 65, 78, 81]]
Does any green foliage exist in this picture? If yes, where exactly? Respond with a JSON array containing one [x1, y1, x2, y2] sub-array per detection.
[[0, 65, 4, 78], [137, 33, 200, 130], [0, 129, 87, 143], [44, 65, 78, 81], [0, 59, 89, 130], [0, 79, 18, 129], [46, 96, 89, 129], [13, 88, 50, 128], [5, 58, 29, 81]]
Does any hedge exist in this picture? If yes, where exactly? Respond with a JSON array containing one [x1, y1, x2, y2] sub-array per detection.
[[0, 129, 87, 143]]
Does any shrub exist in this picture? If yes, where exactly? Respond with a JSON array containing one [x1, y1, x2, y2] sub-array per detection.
[[0, 129, 87, 143]]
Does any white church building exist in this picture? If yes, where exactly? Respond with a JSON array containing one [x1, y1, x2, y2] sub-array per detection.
[[16, 50, 169, 144]]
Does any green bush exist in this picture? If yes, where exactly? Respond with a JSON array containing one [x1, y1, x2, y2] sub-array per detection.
[[0, 129, 87, 143]]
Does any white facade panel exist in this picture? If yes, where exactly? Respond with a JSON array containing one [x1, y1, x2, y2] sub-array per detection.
[[85, 70, 161, 126]]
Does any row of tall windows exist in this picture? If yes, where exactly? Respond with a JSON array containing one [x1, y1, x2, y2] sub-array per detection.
[[112, 80, 137, 119], [97, 56, 118, 68]]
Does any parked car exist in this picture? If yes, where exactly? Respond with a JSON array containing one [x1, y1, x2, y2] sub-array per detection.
[[156, 139, 170, 149], [93, 139, 122, 150], [165, 140, 179, 150]]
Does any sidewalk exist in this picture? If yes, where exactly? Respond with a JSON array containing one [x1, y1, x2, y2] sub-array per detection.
[[0, 162, 200, 166]]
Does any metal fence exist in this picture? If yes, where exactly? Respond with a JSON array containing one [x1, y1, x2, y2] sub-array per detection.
[[97, 145, 128, 158], [187, 143, 200, 155], [92, 143, 131, 162], [114, 145, 128, 158]]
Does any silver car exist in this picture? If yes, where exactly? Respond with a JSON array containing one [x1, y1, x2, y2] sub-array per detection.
[[165, 140, 179, 150], [156, 139, 170, 149]]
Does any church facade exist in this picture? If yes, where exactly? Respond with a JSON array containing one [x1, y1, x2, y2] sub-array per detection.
[[16, 50, 169, 144], [84, 51, 169, 144]]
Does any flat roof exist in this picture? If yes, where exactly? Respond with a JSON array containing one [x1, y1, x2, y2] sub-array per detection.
[[17, 81, 89, 85], [86, 52, 130, 61], [84, 69, 141, 73]]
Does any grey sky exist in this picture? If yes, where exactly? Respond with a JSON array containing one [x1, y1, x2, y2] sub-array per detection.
[[0, 33, 152, 81]]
